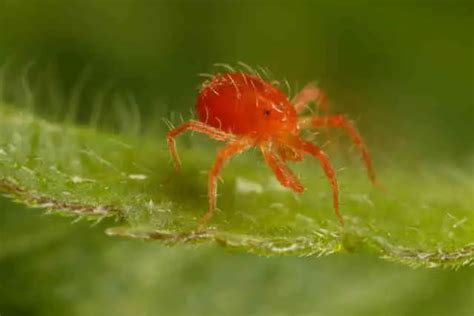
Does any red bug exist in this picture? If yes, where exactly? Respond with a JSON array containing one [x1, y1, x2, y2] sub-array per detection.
[[167, 67, 380, 228]]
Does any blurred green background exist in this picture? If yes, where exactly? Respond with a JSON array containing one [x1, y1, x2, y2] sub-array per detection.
[[0, 1, 473, 315]]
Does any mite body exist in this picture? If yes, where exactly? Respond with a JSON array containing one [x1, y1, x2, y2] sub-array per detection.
[[167, 70, 379, 228], [197, 73, 297, 138]]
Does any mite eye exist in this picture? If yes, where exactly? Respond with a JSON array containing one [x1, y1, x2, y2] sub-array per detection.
[[263, 110, 271, 117]]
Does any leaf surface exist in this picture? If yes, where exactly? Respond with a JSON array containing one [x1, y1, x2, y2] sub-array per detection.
[[1, 104, 472, 268]]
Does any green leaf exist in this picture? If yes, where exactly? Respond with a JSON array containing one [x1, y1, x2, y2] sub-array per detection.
[[2, 201, 473, 316], [0, 104, 473, 268]]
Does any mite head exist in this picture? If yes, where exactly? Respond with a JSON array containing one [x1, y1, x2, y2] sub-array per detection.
[[254, 96, 298, 137]]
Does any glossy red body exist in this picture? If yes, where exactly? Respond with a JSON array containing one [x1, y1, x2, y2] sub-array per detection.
[[197, 73, 298, 140]]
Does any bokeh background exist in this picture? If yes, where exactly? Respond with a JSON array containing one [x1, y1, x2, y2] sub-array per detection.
[[0, 1, 473, 315]]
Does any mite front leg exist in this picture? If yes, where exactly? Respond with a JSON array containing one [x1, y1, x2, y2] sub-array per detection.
[[167, 120, 236, 170], [261, 145, 304, 193], [293, 139, 343, 225], [299, 115, 381, 189], [200, 138, 253, 229], [292, 82, 329, 114]]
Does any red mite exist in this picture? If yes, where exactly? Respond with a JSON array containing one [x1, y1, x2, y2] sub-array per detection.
[[167, 71, 379, 228]]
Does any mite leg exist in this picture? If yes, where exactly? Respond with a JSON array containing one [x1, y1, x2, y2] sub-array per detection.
[[293, 139, 343, 225], [261, 145, 304, 193], [299, 115, 381, 189], [167, 120, 236, 170], [200, 138, 253, 229], [292, 82, 329, 114]]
